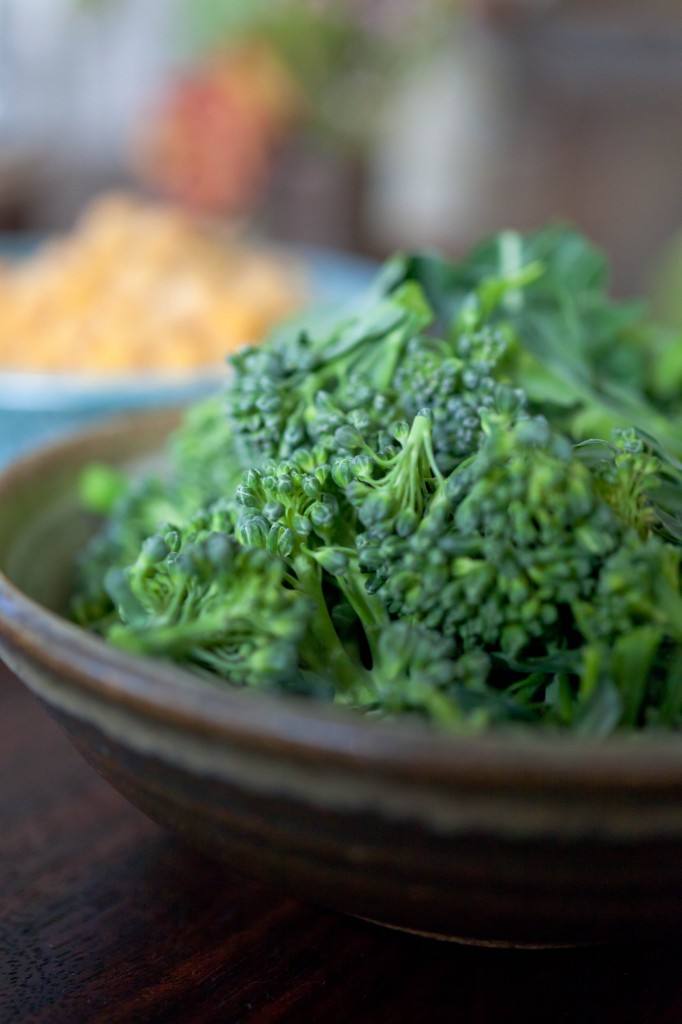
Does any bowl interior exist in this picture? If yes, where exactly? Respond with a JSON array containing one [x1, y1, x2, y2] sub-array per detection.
[[0, 407, 180, 614]]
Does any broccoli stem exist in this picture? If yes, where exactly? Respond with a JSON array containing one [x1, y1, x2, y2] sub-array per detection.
[[398, 413, 443, 488], [368, 412, 444, 516], [357, 327, 410, 392], [292, 555, 372, 694], [334, 566, 388, 657]]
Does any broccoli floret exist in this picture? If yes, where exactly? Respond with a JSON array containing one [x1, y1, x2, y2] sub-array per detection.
[[103, 526, 312, 692], [394, 326, 525, 473], [230, 442, 390, 694], [379, 416, 623, 655], [73, 393, 244, 630], [224, 280, 432, 464], [398, 228, 682, 460], [72, 474, 195, 629], [377, 415, 682, 728], [347, 411, 444, 592]]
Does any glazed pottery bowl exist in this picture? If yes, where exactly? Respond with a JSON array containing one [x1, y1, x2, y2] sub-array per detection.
[[2, 410, 682, 948], [0, 241, 377, 467]]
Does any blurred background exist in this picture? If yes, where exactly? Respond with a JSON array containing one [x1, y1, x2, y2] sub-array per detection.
[[1, 0, 682, 298]]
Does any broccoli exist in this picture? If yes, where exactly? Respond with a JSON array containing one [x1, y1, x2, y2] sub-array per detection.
[[73, 225, 682, 735], [72, 393, 243, 629], [103, 524, 312, 691], [225, 279, 432, 464], [393, 326, 525, 474], [397, 228, 682, 457]]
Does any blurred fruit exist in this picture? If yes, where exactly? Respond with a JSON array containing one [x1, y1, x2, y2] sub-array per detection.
[[135, 43, 303, 215]]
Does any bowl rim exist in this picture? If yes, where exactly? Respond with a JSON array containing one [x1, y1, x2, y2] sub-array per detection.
[[2, 410, 682, 792], [0, 367, 226, 411]]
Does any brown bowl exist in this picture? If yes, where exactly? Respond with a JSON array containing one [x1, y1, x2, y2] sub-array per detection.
[[1, 409, 682, 948]]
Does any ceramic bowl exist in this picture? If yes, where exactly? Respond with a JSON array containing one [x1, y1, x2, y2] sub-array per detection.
[[2, 410, 682, 948], [0, 241, 377, 466]]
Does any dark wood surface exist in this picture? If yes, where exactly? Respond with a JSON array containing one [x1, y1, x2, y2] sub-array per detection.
[[2, 662, 682, 1024]]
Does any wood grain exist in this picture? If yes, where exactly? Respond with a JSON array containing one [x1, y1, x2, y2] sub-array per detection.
[[2, 663, 682, 1024]]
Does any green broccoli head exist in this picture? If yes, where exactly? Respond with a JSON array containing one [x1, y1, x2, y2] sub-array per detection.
[[103, 525, 311, 691], [73, 225, 682, 735]]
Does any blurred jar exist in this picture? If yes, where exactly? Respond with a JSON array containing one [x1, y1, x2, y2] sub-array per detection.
[[0, 0, 40, 228], [0, 0, 176, 229], [368, 1, 682, 292]]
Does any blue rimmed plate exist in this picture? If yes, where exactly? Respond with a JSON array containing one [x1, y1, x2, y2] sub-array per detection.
[[0, 238, 377, 464]]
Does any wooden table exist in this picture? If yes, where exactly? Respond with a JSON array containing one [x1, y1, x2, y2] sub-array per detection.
[[2, 662, 682, 1024]]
